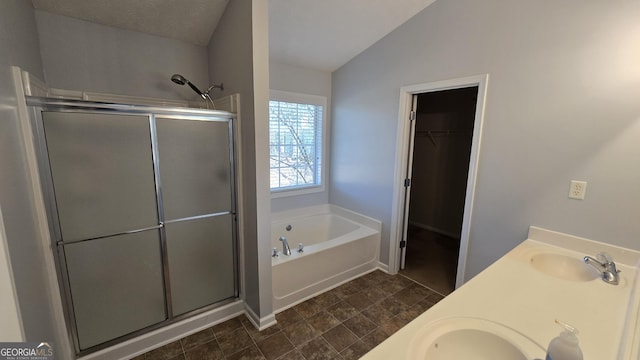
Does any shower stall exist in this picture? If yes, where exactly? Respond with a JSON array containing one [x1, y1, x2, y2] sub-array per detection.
[[26, 97, 238, 355]]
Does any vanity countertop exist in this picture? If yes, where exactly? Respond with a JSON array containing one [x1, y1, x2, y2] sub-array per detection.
[[362, 227, 640, 360]]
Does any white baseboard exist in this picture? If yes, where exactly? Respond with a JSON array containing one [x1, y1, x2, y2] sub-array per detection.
[[243, 304, 277, 331], [377, 261, 390, 274]]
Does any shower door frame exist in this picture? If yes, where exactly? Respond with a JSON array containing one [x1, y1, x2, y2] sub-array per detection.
[[26, 96, 239, 356]]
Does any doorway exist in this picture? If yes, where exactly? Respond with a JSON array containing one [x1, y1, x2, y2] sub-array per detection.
[[400, 87, 478, 294], [389, 74, 488, 294]]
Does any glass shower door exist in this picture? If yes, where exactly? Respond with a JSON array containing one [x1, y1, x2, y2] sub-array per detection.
[[63, 230, 165, 349], [155, 117, 236, 316], [43, 112, 160, 240], [42, 111, 166, 350], [32, 100, 239, 355], [164, 216, 235, 315]]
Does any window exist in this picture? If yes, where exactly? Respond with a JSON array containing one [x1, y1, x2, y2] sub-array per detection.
[[269, 90, 326, 195]]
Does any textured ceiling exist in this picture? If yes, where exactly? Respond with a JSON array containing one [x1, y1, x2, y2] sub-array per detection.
[[31, 0, 229, 46], [31, 0, 437, 72]]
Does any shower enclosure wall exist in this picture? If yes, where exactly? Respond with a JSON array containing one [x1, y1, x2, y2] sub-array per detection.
[[27, 97, 238, 355]]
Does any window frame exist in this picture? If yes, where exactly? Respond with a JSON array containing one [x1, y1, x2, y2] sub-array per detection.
[[269, 90, 327, 198]]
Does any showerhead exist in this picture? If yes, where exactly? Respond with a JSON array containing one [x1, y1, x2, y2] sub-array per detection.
[[170, 73, 206, 100], [171, 74, 187, 85]]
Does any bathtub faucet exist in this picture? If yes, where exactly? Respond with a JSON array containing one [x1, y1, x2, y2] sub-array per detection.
[[279, 236, 292, 256]]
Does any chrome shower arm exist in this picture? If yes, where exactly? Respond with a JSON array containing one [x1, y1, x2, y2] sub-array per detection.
[[205, 83, 224, 94]]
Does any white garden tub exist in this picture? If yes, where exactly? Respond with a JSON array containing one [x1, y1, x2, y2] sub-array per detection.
[[271, 204, 381, 312]]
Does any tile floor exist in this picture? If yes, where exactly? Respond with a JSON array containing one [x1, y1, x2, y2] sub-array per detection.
[[132, 270, 445, 360], [400, 226, 459, 295]]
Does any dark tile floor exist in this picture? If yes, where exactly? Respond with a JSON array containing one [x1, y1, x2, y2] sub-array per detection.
[[132, 270, 444, 360], [400, 226, 459, 295]]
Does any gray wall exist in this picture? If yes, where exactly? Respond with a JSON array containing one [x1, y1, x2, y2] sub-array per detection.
[[0, 1, 44, 78], [270, 61, 332, 98], [269, 61, 332, 212], [35, 10, 209, 100], [331, 0, 640, 279], [0, 2, 70, 355], [209, 0, 272, 318], [0, 69, 55, 345]]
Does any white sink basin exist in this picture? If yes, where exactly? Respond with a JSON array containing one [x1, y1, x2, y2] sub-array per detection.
[[423, 328, 528, 359], [530, 253, 600, 281], [409, 317, 545, 360]]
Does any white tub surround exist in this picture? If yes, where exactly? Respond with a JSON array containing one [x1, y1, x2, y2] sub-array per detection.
[[271, 204, 381, 312], [362, 226, 640, 359]]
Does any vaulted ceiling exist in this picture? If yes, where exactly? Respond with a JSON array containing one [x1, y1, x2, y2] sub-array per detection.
[[31, 0, 437, 72]]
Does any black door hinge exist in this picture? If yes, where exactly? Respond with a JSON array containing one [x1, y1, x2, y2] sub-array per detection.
[[400, 240, 407, 248], [404, 178, 411, 187]]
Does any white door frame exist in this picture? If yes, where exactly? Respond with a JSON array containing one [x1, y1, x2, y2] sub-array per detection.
[[388, 74, 489, 289]]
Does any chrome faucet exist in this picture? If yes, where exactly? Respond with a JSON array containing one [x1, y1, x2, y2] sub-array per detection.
[[584, 252, 620, 285], [279, 236, 291, 256]]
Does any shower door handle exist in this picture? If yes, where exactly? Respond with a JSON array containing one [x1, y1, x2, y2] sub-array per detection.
[[56, 223, 165, 246], [128, 223, 164, 232]]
